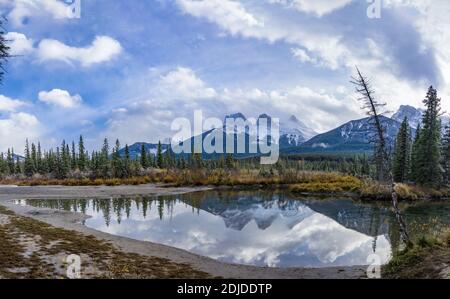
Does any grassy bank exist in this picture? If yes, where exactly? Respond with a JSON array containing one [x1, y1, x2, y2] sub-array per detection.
[[0, 205, 211, 279], [1, 169, 449, 200], [383, 230, 450, 279]]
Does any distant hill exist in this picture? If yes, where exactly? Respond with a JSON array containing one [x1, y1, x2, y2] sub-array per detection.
[[282, 115, 413, 155], [117, 142, 170, 160]]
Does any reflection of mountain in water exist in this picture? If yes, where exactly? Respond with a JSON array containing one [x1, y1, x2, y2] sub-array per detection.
[[19, 191, 449, 253], [179, 191, 391, 238], [303, 200, 391, 237], [186, 193, 313, 230]]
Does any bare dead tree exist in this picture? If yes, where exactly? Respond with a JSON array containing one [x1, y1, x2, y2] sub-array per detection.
[[351, 67, 410, 246]]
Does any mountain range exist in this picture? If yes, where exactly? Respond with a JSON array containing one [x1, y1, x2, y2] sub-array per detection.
[[123, 105, 450, 158]]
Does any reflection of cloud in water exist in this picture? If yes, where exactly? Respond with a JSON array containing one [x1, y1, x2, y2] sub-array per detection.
[[85, 200, 391, 268]]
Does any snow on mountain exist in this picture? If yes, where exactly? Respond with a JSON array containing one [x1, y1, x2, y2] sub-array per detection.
[[222, 113, 317, 148], [391, 105, 424, 129]]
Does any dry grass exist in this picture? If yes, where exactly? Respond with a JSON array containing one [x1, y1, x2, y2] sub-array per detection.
[[360, 181, 450, 201], [0, 205, 211, 279], [2, 169, 450, 200], [383, 229, 450, 279]]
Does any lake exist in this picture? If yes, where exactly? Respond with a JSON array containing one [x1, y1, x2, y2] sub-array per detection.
[[14, 190, 450, 268]]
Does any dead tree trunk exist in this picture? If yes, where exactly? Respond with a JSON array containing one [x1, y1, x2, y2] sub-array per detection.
[[351, 67, 410, 246]]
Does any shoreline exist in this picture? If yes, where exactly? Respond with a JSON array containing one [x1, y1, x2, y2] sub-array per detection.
[[0, 184, 367, 279]]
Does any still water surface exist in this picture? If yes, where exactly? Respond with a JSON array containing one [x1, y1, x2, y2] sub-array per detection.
[[15, 190, 450, 268]]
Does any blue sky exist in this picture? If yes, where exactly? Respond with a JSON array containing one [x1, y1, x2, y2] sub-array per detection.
[[0, 0, 449, 152]]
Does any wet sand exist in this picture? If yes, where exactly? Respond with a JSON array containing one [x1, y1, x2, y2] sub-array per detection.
[[0, 184, 367, 279]]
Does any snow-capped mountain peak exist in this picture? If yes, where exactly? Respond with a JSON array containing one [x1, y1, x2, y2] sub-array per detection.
[[391, 105, 424, 129]]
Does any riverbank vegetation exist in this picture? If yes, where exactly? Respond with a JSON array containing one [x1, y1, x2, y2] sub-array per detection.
[[383, 229, 450, 279]]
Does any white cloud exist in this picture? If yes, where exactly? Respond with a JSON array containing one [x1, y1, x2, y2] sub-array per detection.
[[175, 0, 263, 35], [158, 67, 217, 99], [174, 0, 445, 115], [0, 112, 41, 152], [38, 89, 82, 108], [5, 32, 34, 55], [36, 36, 122, 67], [269, 0, 353, 17], [291, 48, 316, 64], [383, 0, 450, 112], [0, 95, 27, 112], [102, 66, 362, 144], [3, 0, 77, 26], [175, 0, 351, 70]]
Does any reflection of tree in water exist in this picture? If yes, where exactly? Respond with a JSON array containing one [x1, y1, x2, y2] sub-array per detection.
[[22, 194, 449, 245]]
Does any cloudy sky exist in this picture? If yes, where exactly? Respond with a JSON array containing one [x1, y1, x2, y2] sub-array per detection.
[[0, 0, 449, 152]]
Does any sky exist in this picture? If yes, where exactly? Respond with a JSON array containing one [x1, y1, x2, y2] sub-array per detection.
[[0, 0, 449, 152]]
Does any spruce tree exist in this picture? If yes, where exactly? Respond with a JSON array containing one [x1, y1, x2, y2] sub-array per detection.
[[37, 142, 43, 174], [0, 153, 6, 175], [124, 144, 131, 178], [157, 141, 163, 169], [7, 148, 14, 174], [59, 141, 70, 178], [24, 139, 35, 177], [410, 124, 421, 182], [442, 124, 450, 186], [140, 144, 148, 169], [15, 157, 21, 175], [100, 138, 110, 178], [414, 86, 443, 187], [112, 139, 122, 178], [71, 141, 77, 170], [78, 135, 86, 171], [393, 118, 412, 183], [31, 143, 37, 171]]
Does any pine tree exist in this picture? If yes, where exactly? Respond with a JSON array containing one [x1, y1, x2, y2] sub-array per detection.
[[59, 141, 70, 178], [31, 143, 37, 172], [100, 138, 110, 178], [112, 139, 122, 178], [37, 142, 43, 174], [78, 135, 86, 171], [442, 124, 450, 186], [24, 139, 35, 177], [71, 141, 77, 170], [393, 118, 412, 183], [414, 86, 443, 187], [124, 144, 131, 178], [157, 141, 163, 168], [15, 157, 21, 175], [410, 124, 421, 182], [140, 143, 148, 169], [0, 153, 6, 176], [6, 148, 14, 174]]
